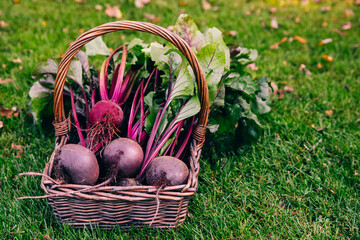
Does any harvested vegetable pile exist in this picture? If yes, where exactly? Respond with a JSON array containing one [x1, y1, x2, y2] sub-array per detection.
[[28, 14, 270, 187]]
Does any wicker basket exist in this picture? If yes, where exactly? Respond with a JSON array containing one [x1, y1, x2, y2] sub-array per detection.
[[40, 21, 209, 228]]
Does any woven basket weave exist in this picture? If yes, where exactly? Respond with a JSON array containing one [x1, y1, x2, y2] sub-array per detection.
[[41, 21, 209, 229]]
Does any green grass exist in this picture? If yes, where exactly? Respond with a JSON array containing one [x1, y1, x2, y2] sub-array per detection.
[[1, 0, 360, 239]]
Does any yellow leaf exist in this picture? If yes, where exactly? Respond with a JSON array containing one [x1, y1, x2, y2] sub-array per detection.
[[41, 21, 47, 27], [322, 54, 334, 62], [293, 36, 307, 44], [325, 110, 333, 116]]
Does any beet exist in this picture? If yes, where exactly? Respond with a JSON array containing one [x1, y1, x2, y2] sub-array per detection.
[[145, 156, 189, 186], [102, 138, 144, 178], [53, 144, 99, 185], [89, 100, 123, 126]]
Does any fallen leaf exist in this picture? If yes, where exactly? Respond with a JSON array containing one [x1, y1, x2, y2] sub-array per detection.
[[316, 127, 324, 132], [317, 63, 322, 69], [295, 16, 300, 23], [13, 0, 20, 3], [11, 143, 24, 158], [269, 7, 277, 14], [299, 64, 312, 76], [213, 6, 219, 12], [167, 25, 174, 31], [284, 86, 294, 92], [318, 38, 333, 46], [332, 29, 346, 36], [43, 235, 53, 240], [269, 37, 287, 49], [12, 58, 22, 64], [321, 6, 331, 12], [0, 78, 12, 84], [246, 63, 258, 71], [0, 106, 18, 118], [322, 54, 334, 62], [94, 5, 102, 11], [144, 13, 161, 23], [2, 64, 6, 68], [179, 0, 188, 6], [278, 89, 284, 100], [283, 61, 287, 65], [311, 124, 315, 128], [62, 28, 68, 33], [135, 0, 150, 8], [357, 118, 360, 123], [345, 9, 354, 17], [325, 110, 333, 116], [41, 21, 47, 27], [270, 82, 278, 95], [105, 5, 122, 19], [202, 0, 211, 10], [342, 22, 352, 30], [293, 36, 307, 44], [78, 28, 84, 33], [0, 20, 8, 28], [228, 30, 237, 36], [75, 0, 83, 2], [356, 0, 360, 5], [245, 11, 251, 16], [321, 22, 328, 27], [276, 133, 281, 140], [0, 121, 3, 128], [355, 172, 359, 176], [271, 17, 278, 29]]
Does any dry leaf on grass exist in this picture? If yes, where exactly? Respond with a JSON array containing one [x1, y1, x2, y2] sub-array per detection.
[[94, 5, 102, 10], [269, 7, 277, 14], [0, 106, 19, 118], [278, 89, 284, 100], [12, 58, 22, 64], [202, 0, 211, 10], [318, 38, 332, 46], [228, 30, 237, 36], [0, 20, 8, 28], [325, 110, 333, 116], [43, 235, 53, 240], [11, 143, 24, 158], [342, 22, 352, 30], [317, 63, 322, 69], [345, 9, 354, 17], [135, 0, 150, 8], [0, 121, 3, 129], [105, 5, 122, 19], [271, 17, 278, 29], [144, 13, 161, 23], [293, 36, 307, 44], [322, 54, 334, 62], [299, 64, 312, 76], [0, 78, 12, 84], [295, 17, 300, 23], [270, 82, 278, 95], [284, 86, 294, 92], [269, 37, 287, 49]]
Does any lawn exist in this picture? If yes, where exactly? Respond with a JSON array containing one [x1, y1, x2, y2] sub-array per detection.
[[1, 0, 360, 239]]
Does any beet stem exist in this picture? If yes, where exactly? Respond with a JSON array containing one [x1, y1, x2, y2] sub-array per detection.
[[69, 86, 86, 147]]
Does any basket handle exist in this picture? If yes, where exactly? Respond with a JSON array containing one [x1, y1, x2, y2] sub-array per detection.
[[53, 21, 209, 144]]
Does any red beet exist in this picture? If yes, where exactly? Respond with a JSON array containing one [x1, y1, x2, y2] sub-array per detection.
[[102, 138, 144, 178], [89, 100, 123, 126], [145, 156, 189, 186], [53, 144, 99, 185]]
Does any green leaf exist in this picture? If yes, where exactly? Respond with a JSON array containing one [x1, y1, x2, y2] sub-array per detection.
[[205, 27, 230, 70], [172, 95, 200, 127], [225, 73, 260, 96], [68, 60, 83, 86], [85, 36, 111, 56], [174, 14, 205, 52], [168, 62, 194, 102], [197, 42, 226, 106]]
